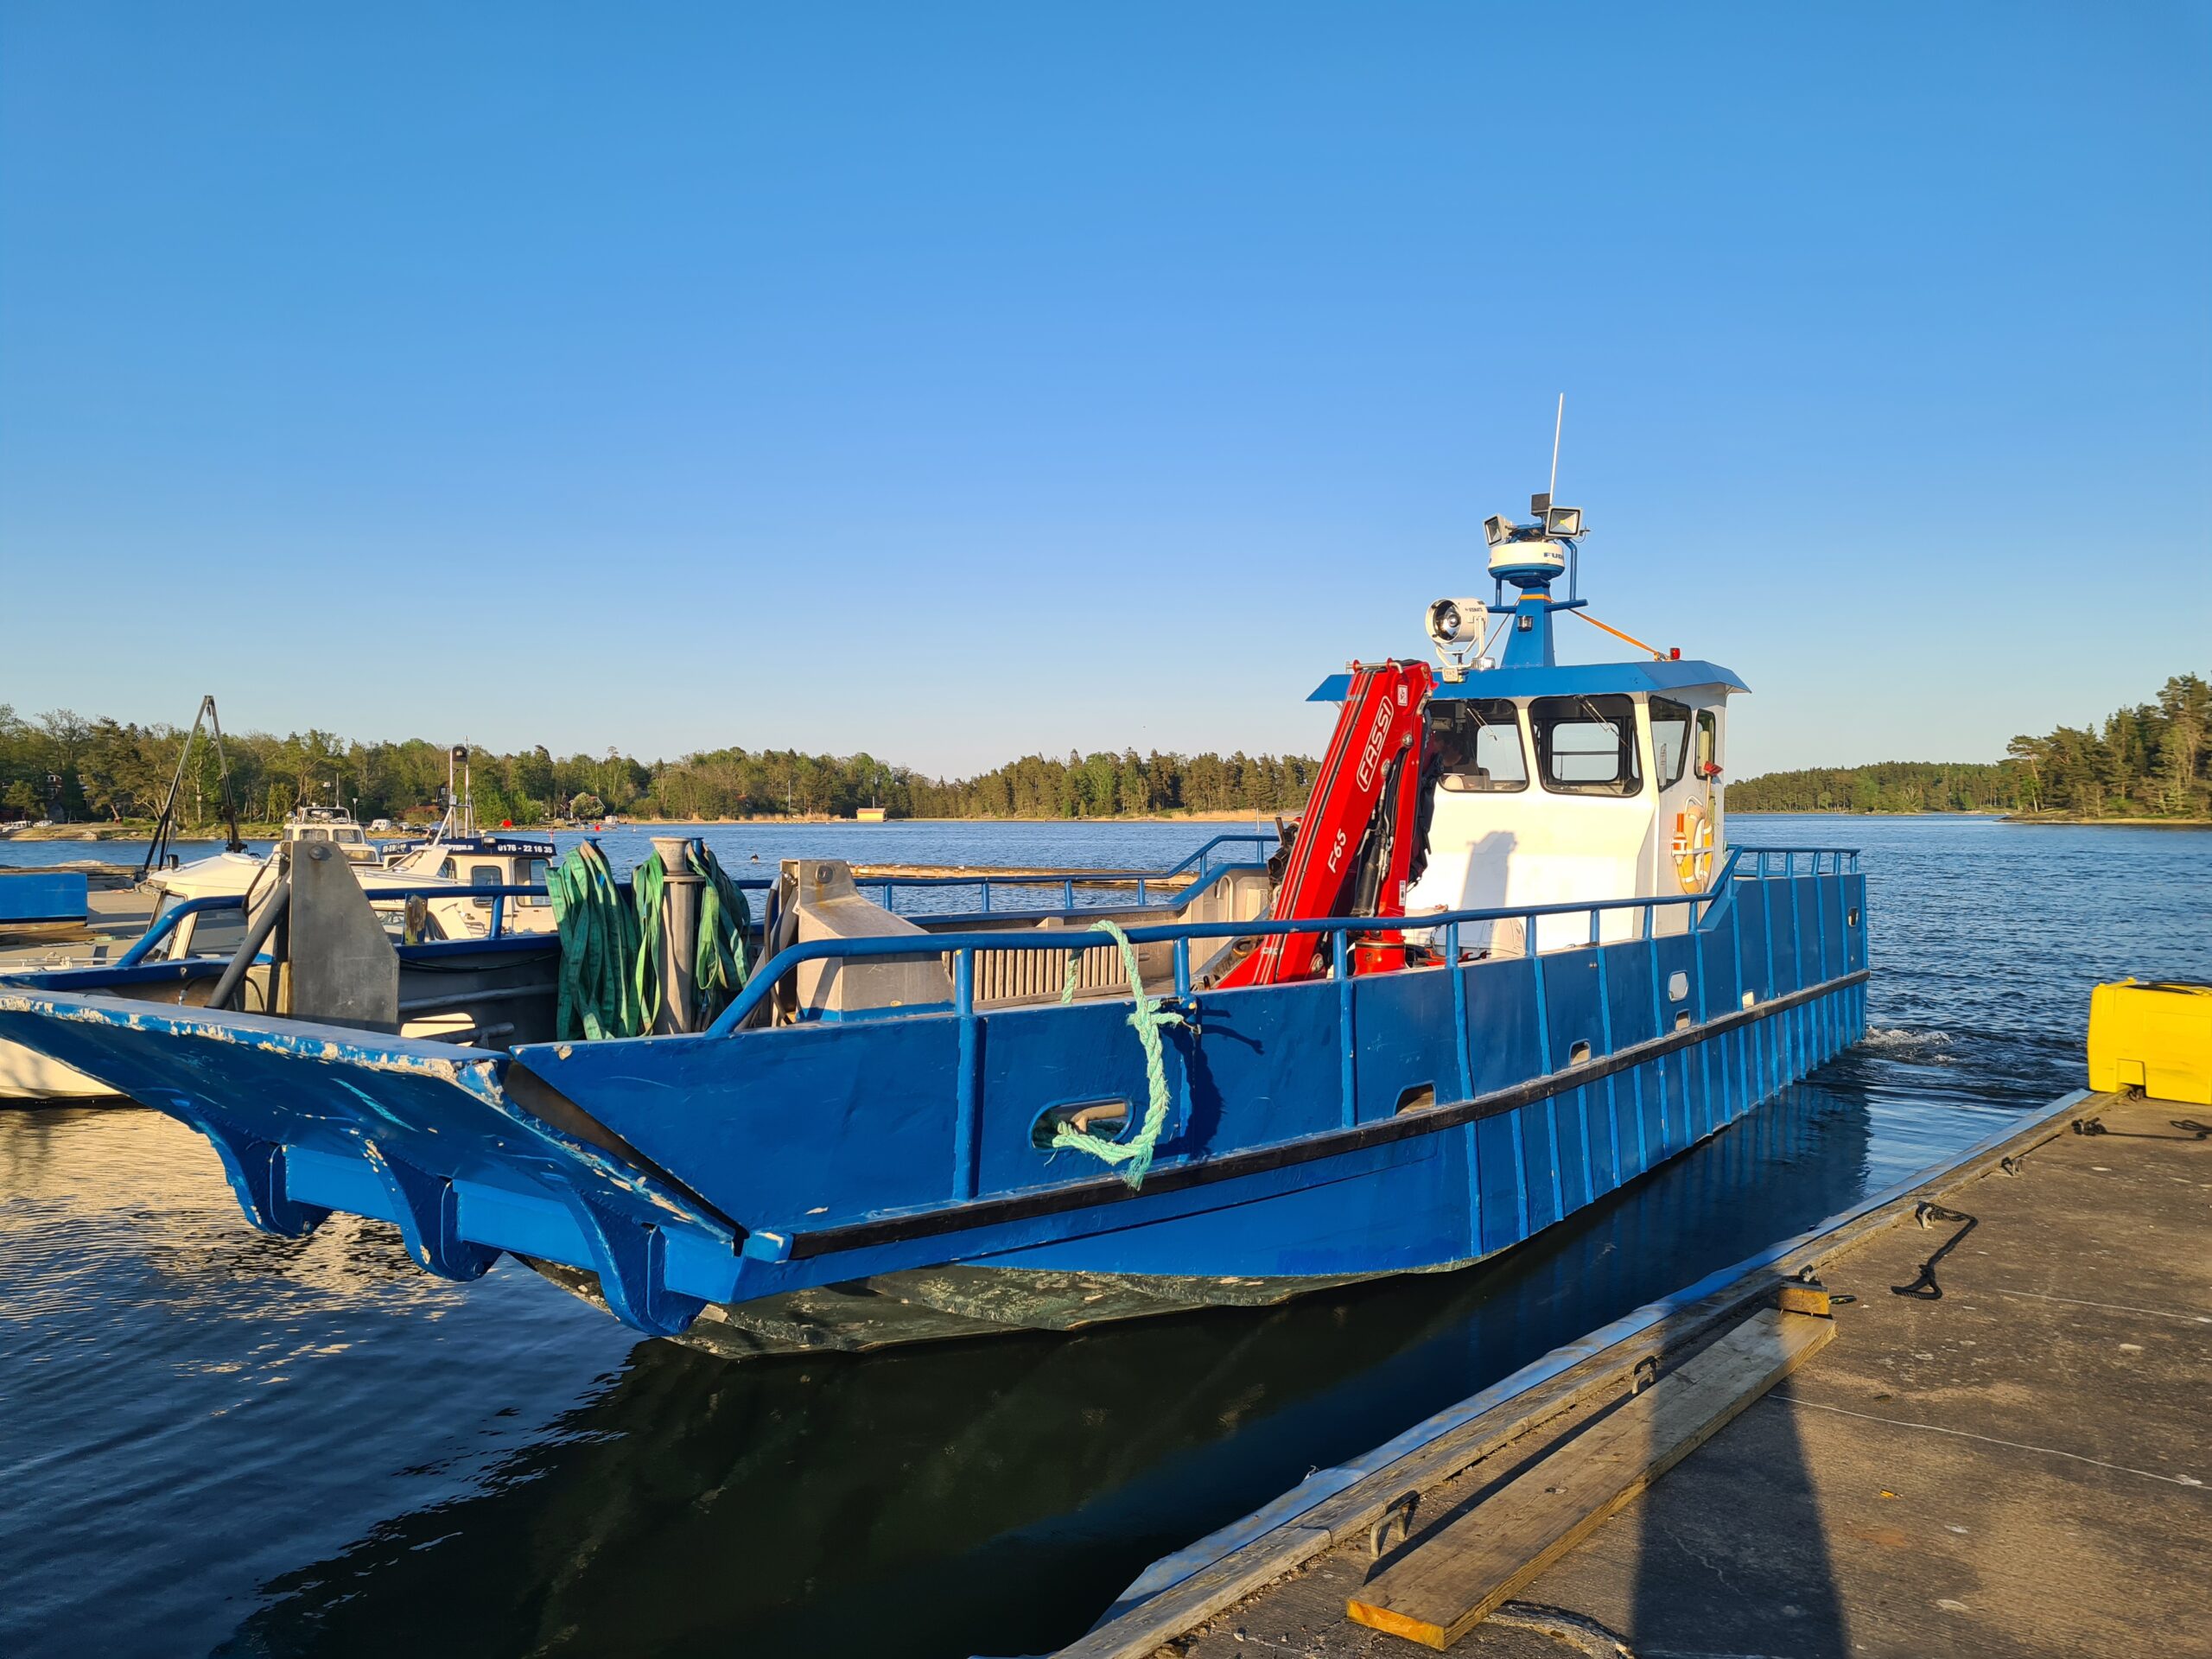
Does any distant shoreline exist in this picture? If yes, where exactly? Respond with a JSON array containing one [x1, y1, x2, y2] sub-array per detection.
[[13, 807, 2210, 842], [1732, 810, 2209, 827], [0, 809, 1281, 842]]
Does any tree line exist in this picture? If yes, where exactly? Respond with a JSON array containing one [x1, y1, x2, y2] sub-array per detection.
[[0, 704, 1319, 826], [1728, 674, 2209, 817], [10, 671, 2199, 829]]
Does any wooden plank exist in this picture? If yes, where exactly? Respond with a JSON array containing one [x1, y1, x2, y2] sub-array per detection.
[[1345, 1308, 1833, 1650]]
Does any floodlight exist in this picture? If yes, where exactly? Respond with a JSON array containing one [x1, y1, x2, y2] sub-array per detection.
[[1482, 514, 1515, 548], [1544, 505, 1584, 537], [1425, 597, 1489, 648]]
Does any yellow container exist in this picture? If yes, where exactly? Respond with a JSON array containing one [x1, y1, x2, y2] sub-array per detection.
[[2088, 980, 2212, 1106]]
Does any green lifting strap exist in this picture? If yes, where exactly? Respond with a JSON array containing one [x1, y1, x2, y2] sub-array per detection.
[[549, 839, 753, 1042], [547, 840, 645, 1040], [690, 842, 754, 1022], [632, 851, 667, 1033], [1051, 917, 1185, 1189]]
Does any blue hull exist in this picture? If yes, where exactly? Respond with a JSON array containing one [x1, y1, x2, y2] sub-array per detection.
[[0, 854, 1866, 1351]]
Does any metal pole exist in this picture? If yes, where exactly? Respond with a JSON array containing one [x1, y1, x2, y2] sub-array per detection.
[[652, 836, 702, 1034], [206, 696, 244, 852], [208, 875, 289, 1013]]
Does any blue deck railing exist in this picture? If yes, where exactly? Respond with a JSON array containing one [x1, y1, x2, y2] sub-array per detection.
[[841, 831, 1278, 918], [704, 843, 1862, 1037], [693, 844, 1866, 1176], [104, 834, 1285, 968], [708, 855, 1734, 1039]]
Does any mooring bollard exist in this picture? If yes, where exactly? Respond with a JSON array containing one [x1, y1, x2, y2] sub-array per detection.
[[652, 836, 703, 1034]]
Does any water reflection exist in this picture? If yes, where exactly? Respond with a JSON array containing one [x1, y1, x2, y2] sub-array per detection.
[[225, 1078, 1872, 1659]]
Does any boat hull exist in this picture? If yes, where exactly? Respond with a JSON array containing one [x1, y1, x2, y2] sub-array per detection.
[[522, 965, 1866, 1357], [0, 1038, 118, 1101]]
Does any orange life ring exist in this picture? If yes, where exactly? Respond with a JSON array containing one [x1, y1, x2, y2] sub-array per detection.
[[1670, 804, 1713, 891]]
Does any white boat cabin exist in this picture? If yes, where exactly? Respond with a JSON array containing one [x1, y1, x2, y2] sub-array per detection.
[[383, 833, 557, 936], [1391, 495, 1746, 954], [1403, 667, 1736, 951], [281, 806, 379, 866]]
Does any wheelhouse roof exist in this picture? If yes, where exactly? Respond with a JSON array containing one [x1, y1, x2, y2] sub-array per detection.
[[1308, 658, 1749, 702]]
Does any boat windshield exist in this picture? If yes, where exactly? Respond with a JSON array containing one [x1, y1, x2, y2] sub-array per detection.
[[1530, 695, 1643, 798], [148, 893, 251, 962], [1427, 699, 1528, 792]]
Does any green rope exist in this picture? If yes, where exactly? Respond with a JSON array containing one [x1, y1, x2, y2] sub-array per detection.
[[1050, 917, 1185, 1189], [548, 838, 752, 1041]]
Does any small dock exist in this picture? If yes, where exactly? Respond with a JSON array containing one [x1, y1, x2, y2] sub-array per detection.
[[0, 867, 156, 969], [1063, 1088, 2210, 1659]]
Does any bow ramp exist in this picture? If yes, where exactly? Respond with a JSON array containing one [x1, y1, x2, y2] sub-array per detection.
[[0, 987, 741, 1336]]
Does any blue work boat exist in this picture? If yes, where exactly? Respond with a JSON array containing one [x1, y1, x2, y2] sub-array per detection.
[[0, 493, 1866, 1357]]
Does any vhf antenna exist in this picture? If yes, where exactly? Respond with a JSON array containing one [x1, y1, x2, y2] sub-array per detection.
[[1548, 392, 1565, 499]]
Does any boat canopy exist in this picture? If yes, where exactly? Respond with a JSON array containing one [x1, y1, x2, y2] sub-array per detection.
[[1311, 658, 1749, 702]]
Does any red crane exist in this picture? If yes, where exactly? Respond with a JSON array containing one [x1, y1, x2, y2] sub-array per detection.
[[1217, 659, 1433, 988]]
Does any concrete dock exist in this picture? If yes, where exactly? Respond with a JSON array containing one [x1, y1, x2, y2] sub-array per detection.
[[1066, 1090, 2210, 1659]]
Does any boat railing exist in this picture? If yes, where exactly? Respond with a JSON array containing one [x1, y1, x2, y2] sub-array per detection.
[[682, 844, 1865, 1158], [112, 882, 564, 968], [705, 842, 1866, 1039], [1730, 847, 1859, 877], [116, 893, 245, 966], [831, 830, 1280, 918], [104, 837, 1284, 971]]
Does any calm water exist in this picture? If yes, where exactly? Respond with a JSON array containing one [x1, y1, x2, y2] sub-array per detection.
[[2, 816, 2205, 1657]]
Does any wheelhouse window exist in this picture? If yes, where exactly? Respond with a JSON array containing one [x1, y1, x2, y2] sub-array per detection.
[[470, 863, 501, 909], [181, 906, 249, 961], [1696, 709, 1720, 778], [1649, 698, 1693, 791], [1530, 695, 1643, 797], [1427, 698, 1528, 792]]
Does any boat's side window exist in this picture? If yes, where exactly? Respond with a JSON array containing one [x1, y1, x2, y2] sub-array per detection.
[[1530, 695, 1643, 797], [1649, 698, 1693, 791], [1696, 709, 1720, 778], [437, 857, 457, 880], [518, 857, 550, 906], [1427, 699, 1527, 792], [470, 864, 500, 909], [183, 907, 249, 961]]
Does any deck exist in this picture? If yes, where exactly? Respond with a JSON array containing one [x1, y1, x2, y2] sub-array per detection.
[[1065, 1087, 2210, 1659]]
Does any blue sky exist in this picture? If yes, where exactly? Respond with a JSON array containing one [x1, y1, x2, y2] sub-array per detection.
[[2, 3, 2206, 779]]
